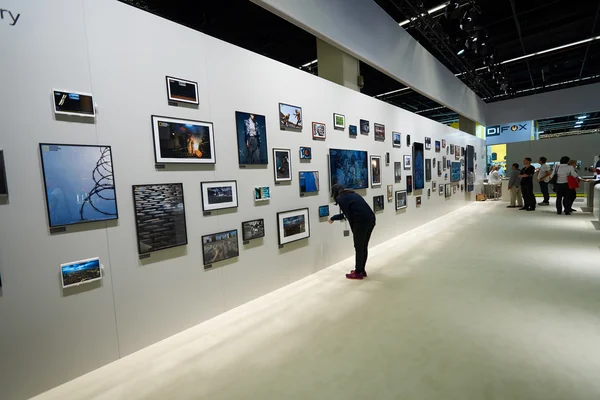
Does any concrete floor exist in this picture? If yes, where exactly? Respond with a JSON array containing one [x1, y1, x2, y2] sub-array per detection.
[[34, 200, 600, 400]]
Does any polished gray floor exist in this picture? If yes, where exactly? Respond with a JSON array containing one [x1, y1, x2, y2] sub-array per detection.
[[34, 200, 600, 400]]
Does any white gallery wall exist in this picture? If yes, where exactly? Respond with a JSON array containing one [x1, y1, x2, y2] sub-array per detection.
[[0, 1, 485, 399]]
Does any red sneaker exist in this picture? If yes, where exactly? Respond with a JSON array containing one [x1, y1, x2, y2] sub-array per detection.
[[346, 271, 364, 280], [350, 270, 368, 278]]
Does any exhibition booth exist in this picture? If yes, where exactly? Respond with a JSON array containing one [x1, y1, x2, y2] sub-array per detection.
[[0, 1, 486, 398]]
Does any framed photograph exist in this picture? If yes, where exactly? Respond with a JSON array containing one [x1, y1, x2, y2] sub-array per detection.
[[451, 162, 461, 182], [329, 148, 369, 189], [447, 160, 451, 169], [442, 139, 446, 148], [312, 121, 326, 140], [60, 257, 102, 289], [407, 175, 413, 193], [40, 144, 118, 228], [374, 123, 385, 141], [432, 181, 437, 191], [151, 115, 216, 164], [0, 150, 8, 196], [300, 146, 312, 160], [439, 184, 444, 196], [333, 113, 346, 130], [466, 145, 475, 192], [254, 186, 271, 201], [425, 137, 432, 150], [277, 208, 310, 245], [349, 125, 358, 136], [387, 185, 393, 202], [279, 102, 303, 131], [395, 190, 407, 210], [392, 132, 401, 147], [202, 229, 239, 266], [386, 152, 390, 165], [403, 155, 412, 170], [370, 155, 382, 187], [438, 161, 442, 176], [299, 171, 320, 193], [319, 205, 330, 218], [428, 188, 431, 197], [416, 196, 422, 206], [445, 183, 452, 198], [235, 111, 268, 165], [450, 144, 455, 155], [413, 142, 425, 190], [407, 134, 411, 146], [133, 183, 187, 254], [165, 76, 199, 105], [461, 147, 465, 156], [455, 151, 460, 161], [425, 159, 432, 182], [373, 195, 384, 212], [242, 219, 265, 241], [435, 141, 441, 152], [273, 148, 292, 182], [443, 156, 447, 170], [201, 180, 238, 211], [360, 119, 369, 135], [53, 89, 95, 118], [394, 162, 402, 183]]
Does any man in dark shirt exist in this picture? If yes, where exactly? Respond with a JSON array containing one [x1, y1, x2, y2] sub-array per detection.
[[329, 184, 376, 280], [518, 157, 536, 211]]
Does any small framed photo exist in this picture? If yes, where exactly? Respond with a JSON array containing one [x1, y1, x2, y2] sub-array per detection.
[[439, 184, 444, 196], [254, 186, 271, 201], [435, 141, 441, 152], [373, 195, 384, 212], [299, 171, 320, 193], [450, 144, 455, 154], [201, 180, 238, 211], [279, 102, 303, 131], [392, 132, 401, 147], [385, 152, 390, 165], [312, 121, 326, 140], [442, 139, 446, 148], [202, 229, 239, 266], [394, 162, 402, 183], [300, 146, 312, 160], [60, 257, 102, 289], [425, 137, 431, 150], [370, 155, 382, 187], [374, 123, 385, 141], [349, 125, 358, 136], [319, 205, 330, 218], [333, 113, 346, 130], [416, 196, 422, 206], [387, 185, 393, 202], [53, 89, 95, 118], [432, 181, 437, 192], [445, 183, 452, 198], [166, 76, 199, 105], [403, 155, 412, 170], [407, 134, 411, 146], [242, 219, 265, 241], [277, 208, 310, 245], [407, 175, 413, 193], [360, 119, 369, 135], [395, 191, 407, 210], [273, 148, 292, 182]]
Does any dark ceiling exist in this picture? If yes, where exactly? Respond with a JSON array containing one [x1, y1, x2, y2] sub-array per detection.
[[120, 0, 600, 131]]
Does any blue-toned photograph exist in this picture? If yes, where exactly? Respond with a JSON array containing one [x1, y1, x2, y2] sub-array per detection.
[[360, 119, 369, 135], [329, 148, 369, 189], [61, 257, 101, 288], [299, 171, 320, 193], [319, 205, 330, 218], [40, 144, 118, 228], [451, 162, 461, 182], [235, 111, 268, 165], [412, 142, 425, 190], [279, 103, 303, 130], [349, 125, 357, 136], [300, 147, 312, 159]]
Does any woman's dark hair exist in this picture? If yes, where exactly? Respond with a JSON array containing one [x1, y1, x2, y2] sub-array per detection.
[[540, 156, 547, 163], [512, 163, 519, 168], [560, 156, 570, 164]]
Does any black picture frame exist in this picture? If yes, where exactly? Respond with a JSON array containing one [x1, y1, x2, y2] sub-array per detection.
[[151, 115, 216, 165], [242, 218, 265, 241], [202, 229, 239, 266], [277, 207, 310, 245], [200, 180, 239, 211], [0, 149, 8, 196], [165, 76, 199, 105]]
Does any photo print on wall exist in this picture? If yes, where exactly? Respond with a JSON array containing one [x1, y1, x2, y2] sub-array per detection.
[[425, 137, 431, 150], [466, 145, 475, 192], [333, 113, 345, 130], [374, 123, 385, 141], [425, 159, 432, 182], [407, 134, 411, 146], [329, 148, 369, 189], [451, 162, 461, 182], [416, 196, 422, 206], [404, 155, 412, 170], [201, 180, 238, 211], [60, 257, 102, 289], [435, 140, 441, 152], [407, 175, 413, 193], [279, 103, 302, 131], [235, 111, 268, 165], [438, 161, 442, 176], [395, 190, 407, 210], [371, 155, 382, 187], [413, 142, 425, 190], [254, 186, 270, 201], [445, 183, 452, 198], [299, 146, 312, 160], [392, 132, 401, 147], [373, 195, 384, 212], [273, 148, 292, 182], [277, 208, 310, 245], [202, 229, 239, 266], [349, 125, 358, 136], [319, 205, 330, 218], [312, 122, 326, 140], [450, 144, 455, 155], [165, 76, 199, 105], [442, 139, 446, 148], [133, 183, 187, 254], [53, 89, 95, 118], [360, 119, 369, 135], [387, 185, 393, 202], [299, 171, 320, 193], [432, 181, 437, 191], [40, 144, 118, 228], [242, 218, 265, 241], [394, 162, 402, 183], [152, 116, 216, 164], [0, 149, 8, 196]]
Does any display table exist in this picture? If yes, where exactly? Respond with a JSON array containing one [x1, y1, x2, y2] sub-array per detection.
[[483, 181, 503, 200]]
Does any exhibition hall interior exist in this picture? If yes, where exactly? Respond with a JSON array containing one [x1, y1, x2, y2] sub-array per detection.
[[1, 0, 600, 399]]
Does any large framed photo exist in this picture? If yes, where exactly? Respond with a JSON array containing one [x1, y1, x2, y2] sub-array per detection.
[[312, 122, 326, 140], [392, 132, 401, 148], [277, 208, 310, 245], [394, 162, 402, 183], [273, 148, 292, 182], [279, 102, 303, 131], [202, 229, 239, 266], [333, 113, 345, 130], [466, 145, 475, 192], [299, 171, 320, 193], [412, 142, 425, 190], [242, 219, 265, 241], [60, 257, 102, 289], [151, 115, 215, 164], [201, 180, 238, 211], [133, 183, 188, 254], [403, 155, 412, 170], [374, 123, 385, 141], [329, 148, 369, 189], [0, 150, 8, 196], [40, 143, 118, 228], [165, 76, 199, 105], [395, 190, 407, 210], [370, 155, 382, 187], [235, 111, 268, 165]]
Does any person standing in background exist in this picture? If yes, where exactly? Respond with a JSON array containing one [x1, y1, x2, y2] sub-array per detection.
[[519, 158, 536, 211], [537, 157, 551, 206], [551, 156, 577, 215], [507, 163, 523, 208], [566, 159, 594, 212]]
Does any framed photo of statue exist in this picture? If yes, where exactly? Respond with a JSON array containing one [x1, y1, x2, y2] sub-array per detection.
[[235, 111, 268, 165]]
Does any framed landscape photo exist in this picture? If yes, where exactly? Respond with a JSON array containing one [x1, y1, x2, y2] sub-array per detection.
[[53, 89, 95, 118], [273, 148, 292, 182], [279, 102, 303, 131], [300, 146, 312, 160], [370, 155, 382, 187], [235, 111, 268, 165], [319, 205, 330, 218], [394, 162, 402, 183], [404, 154, 412, 170], [425, 137, 432, 150], [360, 119, 369, 135], [254, 186, 271, 201], [133, 183, 187, 254], [152, 115, 216, 164], [333, 113, 346, 130], [374, 123, 385, 141], [242, 219, 265, 241], [329, 148, 369, 189], [60, 257, 102, 289], [277, 208, 310, 245], [165, 76, 199, 105], [202, 229, 239, 266], [373, 195, 384, 212], [201, 180, 238, 211], [395, 190, 407, 210], [392, 132, 401, 147], [349, 125, 358, 136], [299, 171, 320, 193], [312, 121, 326, 140]]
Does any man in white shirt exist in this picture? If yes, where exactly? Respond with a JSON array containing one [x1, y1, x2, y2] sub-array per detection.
[[537, 156, 551, 205]]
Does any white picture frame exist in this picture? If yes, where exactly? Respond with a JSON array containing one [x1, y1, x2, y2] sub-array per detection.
[[254, 186, 271, 201], [371, 155, 382, 187], [60, 257, 102, 289], [333, 113, 346, 130], [52, 89, 95, 118], [165, 76, 199, 105], [201, 180, 238, 211]]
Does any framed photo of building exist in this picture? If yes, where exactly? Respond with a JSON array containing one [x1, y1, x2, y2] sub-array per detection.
[[374, 123, 385, 141], [60, 257, 102, 289], [395, 190, 407, 210], [273, 148, 292, 182], [279, 103, 303, 131], [201, 180, 238, 211], [312, 122, 326, 140], [235, 111, 268, 165], [242, 219, 265, 241], [277, 208, 310, 245], [254, 186, 271, 201], [165, 76, 199, 105], [392, 132, 401, 147], [334, 113, 346, 130], [373, 195, 384, 212], [202, 229, 239, 266], [151, 115, 216, 164], [370, 155, 382, 187]]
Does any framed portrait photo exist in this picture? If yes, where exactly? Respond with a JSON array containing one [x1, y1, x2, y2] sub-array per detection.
[[279, 102, 303, 131], [403, 155, 412, 170], [392, 132, 401, 148], [312, 122, 326, 140], [395, 190, 407, 210], [201, 180, 238, 211], [165, 76, 199, 105], [374, 123, 385, 141], [273, 148, 292, 182], [373, 195, 384, 212], [407, 175, 413, 193], [370, 155, 382, 187], [235, 111, 268, 165], [333, 113, 346, 130], [151, 115, 216, 164], [277, 208, 310, 245]]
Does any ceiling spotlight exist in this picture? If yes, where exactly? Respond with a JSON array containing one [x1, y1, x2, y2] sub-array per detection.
[[460, 8, 478, 32], [465, 37, 477, 51], [577, 115, 588, 119], [445, 0, 462, 20], [457, 49, 465, 56]]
